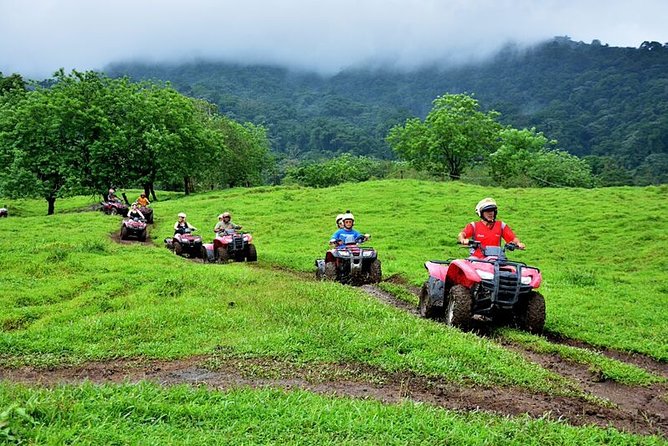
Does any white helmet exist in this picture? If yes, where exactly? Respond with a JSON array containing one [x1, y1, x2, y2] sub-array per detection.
[[475, 198, 498, 220], [335, 213, 344, 225], [178, 212, 186, 218], [222, 212, 231, 219], [341, 212, 355, 223]]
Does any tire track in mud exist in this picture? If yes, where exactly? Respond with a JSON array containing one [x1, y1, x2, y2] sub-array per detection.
[[1, 355, 665, 438], [357, 282, 668, 437]]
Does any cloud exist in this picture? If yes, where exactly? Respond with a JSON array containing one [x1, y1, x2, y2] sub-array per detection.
[[1, 0, 667, 79]]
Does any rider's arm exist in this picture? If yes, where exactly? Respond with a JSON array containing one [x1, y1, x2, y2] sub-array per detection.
[[458, 224, 473, 245]]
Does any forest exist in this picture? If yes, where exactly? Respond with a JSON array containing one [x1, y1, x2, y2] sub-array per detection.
[[107, 36, 668, 185]]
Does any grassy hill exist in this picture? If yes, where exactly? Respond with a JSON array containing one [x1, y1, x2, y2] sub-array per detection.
[[0, 180, 666, 443]]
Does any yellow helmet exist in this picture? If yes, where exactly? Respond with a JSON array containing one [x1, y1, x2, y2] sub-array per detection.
[[178, 212, 186, 218]]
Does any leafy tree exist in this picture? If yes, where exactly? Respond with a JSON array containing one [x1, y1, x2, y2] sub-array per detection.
[[387, 94, 502, 179], [490, 128, 594, 188]]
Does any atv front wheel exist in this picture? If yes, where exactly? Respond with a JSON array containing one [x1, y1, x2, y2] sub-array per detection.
[[368, 259, 382, 284], [217, 247, 230, 263], [445, 285, 472, 330], [120, 226, 128, 240], [110, 207, 118, 216], [418, 281, 441, 319], [246, 244, 257, 262], [518, 291, 546, 333], [139, 229, 147, 242], [201, 246, 209, 263], [173, 241, 183, 256], [324, 262, 337, 281]]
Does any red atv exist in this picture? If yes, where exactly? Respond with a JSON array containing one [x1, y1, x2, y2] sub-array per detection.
[[315, 236, 382, 285], [101, 200, 128, 216], [164, 228, 203, 258], [138, 205, 154, 224], [120, 217, 148, 242], [419, 242, 545, 333], [202, 229, 257, 263]]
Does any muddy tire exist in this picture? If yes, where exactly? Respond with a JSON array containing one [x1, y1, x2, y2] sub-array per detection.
[[120, 225, 128, 240], [518, 291, 546, 333], [418, 281, 441, 319], [445, 285, 472, 330], [246, 244, 257, 262], [173, 241, 182, 256], [217, 247, 230, 263], [368, 259, 382, 284], [324, 262, 337, 281]]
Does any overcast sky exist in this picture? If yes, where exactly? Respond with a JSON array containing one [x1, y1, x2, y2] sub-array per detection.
[[2, 0, 667, 79]]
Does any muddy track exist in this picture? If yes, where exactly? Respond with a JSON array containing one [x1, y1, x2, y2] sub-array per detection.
[[1, 354, 666, 437]]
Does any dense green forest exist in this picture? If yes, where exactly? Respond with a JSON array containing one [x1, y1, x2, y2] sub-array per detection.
[[107, 37, 668, 185]]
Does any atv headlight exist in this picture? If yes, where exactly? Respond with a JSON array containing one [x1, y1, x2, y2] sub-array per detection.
[[521, 276, 532, 285], [338, 251, 351, 257], [362, 251, 374, 257], [475, 270, 494, 280]]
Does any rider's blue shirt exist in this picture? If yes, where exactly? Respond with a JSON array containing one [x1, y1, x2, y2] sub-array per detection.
[[330, 228, 362, 245]]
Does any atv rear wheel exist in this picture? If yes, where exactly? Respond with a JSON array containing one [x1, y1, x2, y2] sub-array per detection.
[[120, 225, 128, 240], [246, 244, 257, 262], [324, 262, 337, 281], [445, 285, 472, 330], [173, 241, 183, 256], [518, 291, 546, 333], [368, 259, 382, 284], [217, 247, 230, 263], [418, 281, 441, 319]]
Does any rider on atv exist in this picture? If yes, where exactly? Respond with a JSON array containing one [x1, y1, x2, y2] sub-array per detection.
[[174, 212, 197, 234], [457, 198, 525, 257], [127, 203, 145, 220], [136, 193, 150, 207], [214, 212, 242, 233], [328, 212, 369, 249]]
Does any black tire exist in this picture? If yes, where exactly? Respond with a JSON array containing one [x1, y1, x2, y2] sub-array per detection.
[[217, 247, 230, 263], [201, 246, 209, 263], [445, 285, 472, 330], [324, 262, 337, 281], [367, 259, 382, 284], [173, 241, 183, 256], [246, 244, 257, 262], [110, 207, 118, 216], [418, 281, 441, 319], [139, 229, 147, 242], [519, 291, 546, 333], [120, 225, 128, 240]]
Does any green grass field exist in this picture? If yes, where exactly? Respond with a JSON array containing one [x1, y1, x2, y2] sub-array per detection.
[[0, 180, 666, 444]]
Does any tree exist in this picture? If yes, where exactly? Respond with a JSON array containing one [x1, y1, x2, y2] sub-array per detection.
[[387, 94, 502, 179], [489, 128, 594, 188]]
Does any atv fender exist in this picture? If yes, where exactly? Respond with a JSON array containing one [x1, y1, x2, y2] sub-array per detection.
[[425, 261, 450, 282], [444, 259, 482, 289]]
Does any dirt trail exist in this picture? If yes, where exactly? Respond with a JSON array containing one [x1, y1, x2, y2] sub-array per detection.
[[1, 354, 665, 438]]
